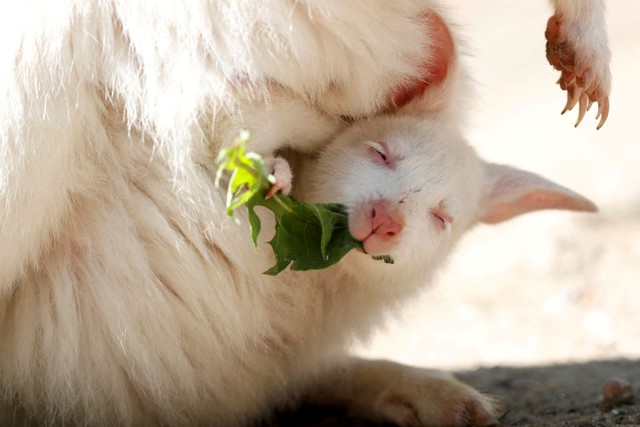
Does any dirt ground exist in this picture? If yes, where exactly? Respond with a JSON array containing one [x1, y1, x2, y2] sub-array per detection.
[[274, 1, 640, 426], [271, 360, 640, 426]]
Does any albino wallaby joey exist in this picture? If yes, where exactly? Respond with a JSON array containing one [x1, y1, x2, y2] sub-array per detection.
[[260, 97, 597, 427]]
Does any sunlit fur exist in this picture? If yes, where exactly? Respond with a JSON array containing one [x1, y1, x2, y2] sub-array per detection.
[[0, 0, 601, 425], [0, 1, 462, 424]]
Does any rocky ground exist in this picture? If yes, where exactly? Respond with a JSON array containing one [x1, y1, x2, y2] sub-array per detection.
[[271, 360, 640, 426], [458, 360, 640, 426], [275, 1, 640, 426]]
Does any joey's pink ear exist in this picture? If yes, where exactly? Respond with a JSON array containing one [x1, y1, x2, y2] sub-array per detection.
[[391, 11, 455, 110], [479, 164, 598, 224]]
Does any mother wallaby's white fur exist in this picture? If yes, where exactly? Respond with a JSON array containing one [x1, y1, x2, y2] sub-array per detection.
[[0, 0, 606, 425], [0, 2, 465, 424]]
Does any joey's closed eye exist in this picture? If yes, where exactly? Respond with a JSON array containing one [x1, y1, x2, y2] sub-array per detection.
[[430, 202, 454, 233], [365, 141, 392, 167]]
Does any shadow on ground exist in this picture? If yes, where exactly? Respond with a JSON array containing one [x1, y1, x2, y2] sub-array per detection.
[[269, 359, 640, 427]]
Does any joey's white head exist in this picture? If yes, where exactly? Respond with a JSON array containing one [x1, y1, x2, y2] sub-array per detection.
[[307, 115, 597, 284], [308, 116, 483, 280]]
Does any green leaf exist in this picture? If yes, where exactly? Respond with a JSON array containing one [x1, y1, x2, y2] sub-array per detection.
[[263, 198, 364, 275], [215, 131, 394, 275], [371, 255, 395, 264]]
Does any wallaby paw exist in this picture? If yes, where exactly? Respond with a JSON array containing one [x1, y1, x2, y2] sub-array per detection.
[[264, 157, 292, 199], [375, 374, 500, 427], [311, 360, 502, 427], [460, 398, 500, 427], [545, 14, 611, 129]]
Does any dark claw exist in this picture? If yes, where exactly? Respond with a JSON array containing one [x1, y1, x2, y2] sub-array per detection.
[[586, 98, 594, 112], [558, 77, 567, 91], [564, 85, 582, 113], [595, 100, 603, 121], [575, 94, 588, 127], [596, 97, 609, 130]]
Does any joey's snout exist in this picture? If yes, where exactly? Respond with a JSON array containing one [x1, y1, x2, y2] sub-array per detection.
[[349, 200, 404, 255], [371, 202, 403, 237]]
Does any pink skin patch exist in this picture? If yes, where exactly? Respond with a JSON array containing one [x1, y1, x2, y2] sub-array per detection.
[[338, 11, 454, 121], [264, 157, 293, 199], [391, 11, 454, 110], [349, 200, 404, 255]]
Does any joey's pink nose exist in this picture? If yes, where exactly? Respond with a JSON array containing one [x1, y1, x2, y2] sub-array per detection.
[[371, 201, 403, 237], [349, 200, 405, 255]]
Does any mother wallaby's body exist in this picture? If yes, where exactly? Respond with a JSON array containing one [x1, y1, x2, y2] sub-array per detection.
[[0, 1, 607, 425]]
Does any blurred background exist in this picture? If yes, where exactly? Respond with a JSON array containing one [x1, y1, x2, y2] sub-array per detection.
[[354, 0, 640, 370]]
